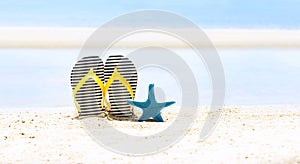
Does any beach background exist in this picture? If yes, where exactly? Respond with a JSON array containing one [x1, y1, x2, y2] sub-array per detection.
[[0, 0, 300, 163]]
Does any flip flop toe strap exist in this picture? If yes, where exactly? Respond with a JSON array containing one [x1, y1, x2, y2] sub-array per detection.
[[73, 68, 105, 113], [73, 67, 134, 117]]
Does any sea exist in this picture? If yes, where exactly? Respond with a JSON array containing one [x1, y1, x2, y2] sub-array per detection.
[[0, 48, 299, 109]]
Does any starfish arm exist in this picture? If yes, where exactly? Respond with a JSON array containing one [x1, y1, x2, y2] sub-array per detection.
[[153, 114, 164, 122], [163, 101, 176, 108], [148, 84, 156, 102], [126, 100, 150, 109], [138, 113, 149, 122]]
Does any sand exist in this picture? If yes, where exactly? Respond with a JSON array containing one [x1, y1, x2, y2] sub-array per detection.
[[0, 106, 299, 163], [1, 28, 300, 48]]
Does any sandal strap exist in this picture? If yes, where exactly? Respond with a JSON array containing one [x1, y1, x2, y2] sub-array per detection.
[[72, 67, 105, 113]]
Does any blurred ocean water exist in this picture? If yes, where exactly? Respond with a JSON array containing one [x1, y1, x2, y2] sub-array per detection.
[[0, 48, 299, 109]]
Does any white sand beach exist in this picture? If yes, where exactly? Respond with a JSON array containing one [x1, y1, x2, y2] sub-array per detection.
[[0, 106, 299, 163], [1, 28, 300, 48]]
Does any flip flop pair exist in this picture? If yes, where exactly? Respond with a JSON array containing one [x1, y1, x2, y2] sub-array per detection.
[[70, 55, 138, 121]]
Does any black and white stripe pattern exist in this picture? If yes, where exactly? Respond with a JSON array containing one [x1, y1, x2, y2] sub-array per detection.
[[70, 56, 105, 117], [104, 55, 138, 120]]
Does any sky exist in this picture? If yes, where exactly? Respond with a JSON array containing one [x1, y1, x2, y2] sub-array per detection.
[[0, 0, 300, 28]]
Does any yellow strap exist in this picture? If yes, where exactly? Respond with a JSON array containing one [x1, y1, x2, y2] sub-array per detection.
[[72, 67, 134, 113], [103, 67, 135, 100], [72, 68, 105, 113]]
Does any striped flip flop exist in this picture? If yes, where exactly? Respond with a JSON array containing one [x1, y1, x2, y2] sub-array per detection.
[[104, 55, 138, 120], [70, 56, 105, 117]]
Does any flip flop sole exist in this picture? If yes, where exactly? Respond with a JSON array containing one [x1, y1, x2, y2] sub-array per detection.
[[104, 55, 138, 120], [70, 56, 105, 117]]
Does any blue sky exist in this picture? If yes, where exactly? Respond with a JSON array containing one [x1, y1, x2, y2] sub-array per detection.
[[0, 0, 300, 28]]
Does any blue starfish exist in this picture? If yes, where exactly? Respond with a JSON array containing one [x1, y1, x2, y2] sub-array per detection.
[[126, 84, 175, 122]]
